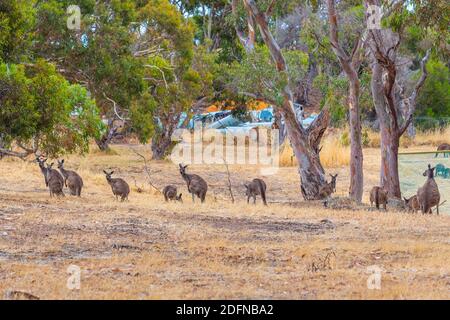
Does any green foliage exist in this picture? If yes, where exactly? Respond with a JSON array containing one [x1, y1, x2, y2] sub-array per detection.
[[414, 58, 450, 126], [0, 60, 103, 157], [226, 45, 309, 106], [0, 0, 36, 63]]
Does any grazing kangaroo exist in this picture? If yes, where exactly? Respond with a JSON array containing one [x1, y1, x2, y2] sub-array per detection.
[[179, 164, 208, 203], [318, 174, 338, 199], [57, 159, 83, 196], [45, 163, 65, 197], [417, 164, 440, 214], [435, 143, 450, 158], [244, 178, 267, 205], [163, 185, 182, 202], [369, 186, 388, 210], [103, 170, 130, 201], [404, 195, 420, 213]]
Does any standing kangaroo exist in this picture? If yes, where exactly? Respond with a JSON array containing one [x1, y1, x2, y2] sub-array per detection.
[[36, 157, 49, 186], [57, 159, 83, 196], [435, 143, 450, 158], [417, 164, 440, 214], [179, 164, 208, 203], [244, 178, 267, 205], [404, 195, 420, 213], [162, 185, 182, 202], [318, 174, 338, 199], [103, 170, 130, 201], [369, 186, 388, 210], [45, 163, 65, 197]]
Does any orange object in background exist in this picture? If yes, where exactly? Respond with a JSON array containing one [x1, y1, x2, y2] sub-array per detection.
[[203, 100, 269, 114]]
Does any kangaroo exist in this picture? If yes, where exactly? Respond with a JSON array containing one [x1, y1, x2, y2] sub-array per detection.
[[163, 185, 183, 202], [404, 195, 420, 213], [369, 186, 388, 210], [179, 164, 208, 203], [36, 157, 49, 186], [45, 163, 65, 197], [103, 170, 130, 201], [318, 174, 338, 199], [244, 178, 267, 205], [417, 164, 440, 214], [435, 143, 450, 158], [57, 159, 83, 196]]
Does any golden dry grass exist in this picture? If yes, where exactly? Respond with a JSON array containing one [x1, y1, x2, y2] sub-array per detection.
[[0, 143, 449, 300], [280, 132, 351, 168]]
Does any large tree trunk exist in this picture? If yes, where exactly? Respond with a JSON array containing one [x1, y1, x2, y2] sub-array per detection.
[[327, 0, 364, 202], [95, 122, 119, 151], [365, 0, 430, 199], [380, 126, 401, 197], [243, 0, 329, 200], [151, 133, 173, 160], [347, 81, 364, 201], [370, 60, 402, 198]]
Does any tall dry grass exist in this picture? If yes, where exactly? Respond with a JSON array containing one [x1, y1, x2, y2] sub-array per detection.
[[365, 127, 450, 148], [279, 127, 450, 168], [280, 134, 350, 168]]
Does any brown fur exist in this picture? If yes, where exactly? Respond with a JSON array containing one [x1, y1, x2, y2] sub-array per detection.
[[404, 195, 420, 213], [318, 174, 338, 199], [162, 185, 182, 202], [435, 143, 450, 157], [57, 159, 83, 196], [45, 163, 65, 198], [103, 170, 130, 201], [244, 178, 267, 205], [417, 164, 440, 214], [369, 186, 387, 210], [179, 164, 208, 203]]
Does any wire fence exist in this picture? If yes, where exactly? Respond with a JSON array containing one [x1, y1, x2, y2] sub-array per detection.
[[399, 151, 450, 214]]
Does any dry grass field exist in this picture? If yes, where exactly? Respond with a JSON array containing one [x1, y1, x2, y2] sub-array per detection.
[[0, 135, 449, 299]]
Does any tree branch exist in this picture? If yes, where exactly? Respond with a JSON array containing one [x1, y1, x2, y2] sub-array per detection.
[[103, 93, 128, 122], [399, 49, 431, 136], [232, 0, 256, 52]]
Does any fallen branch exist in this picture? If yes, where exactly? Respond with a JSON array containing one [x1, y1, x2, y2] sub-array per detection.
[[222, 157, 235, 203], [131, 148, 162, 194]]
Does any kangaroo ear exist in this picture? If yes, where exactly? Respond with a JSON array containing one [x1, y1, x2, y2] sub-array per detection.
[[110, 171, 114, 175], [179, 163, 183, 169], [403, 197, 407, 201], [244, 184, 249, 189], [61, 159, 64, 164]]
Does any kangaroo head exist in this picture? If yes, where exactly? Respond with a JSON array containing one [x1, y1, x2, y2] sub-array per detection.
[[423, 164, 435, 178], [329, 174, 338, 191], [36, 156, 47, 168], [57, 159, 65, 169], [103, 170, 114, 180], [176, 193, 183, 202], [179, 164, 188, 175], [403, 196, 411, 205]]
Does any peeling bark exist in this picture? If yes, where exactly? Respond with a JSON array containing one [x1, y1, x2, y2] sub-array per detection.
[[327, 0, 364, 202], [243, 0, 329, 200], [365, 1, 431, 198]]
